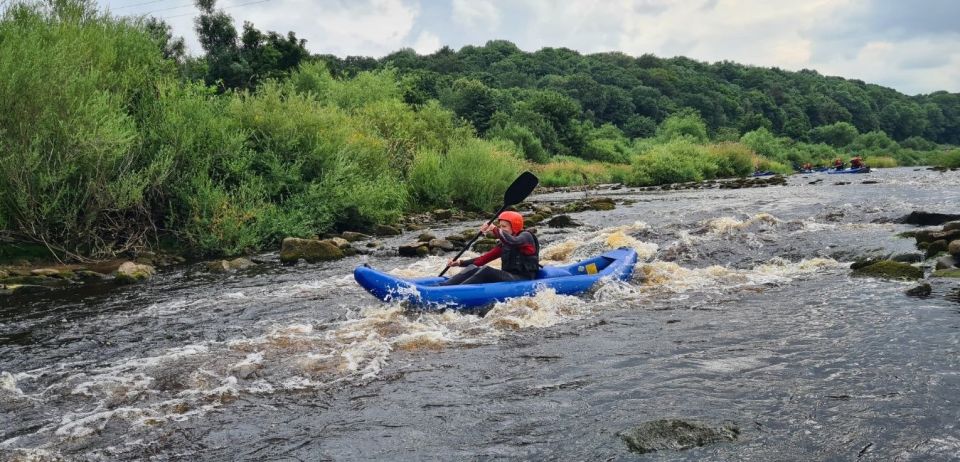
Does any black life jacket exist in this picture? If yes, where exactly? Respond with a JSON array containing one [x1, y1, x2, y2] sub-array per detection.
[[500, 231, 540, 279]]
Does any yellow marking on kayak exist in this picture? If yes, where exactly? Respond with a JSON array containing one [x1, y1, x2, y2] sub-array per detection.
[[585, 263, 598, 275]]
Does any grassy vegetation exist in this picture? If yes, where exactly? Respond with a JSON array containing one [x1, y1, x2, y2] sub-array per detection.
[[0, 1, 954, 261], [863, 156, 899, 168], [534, 157, 632, 187], [0, 3, 519, 258], [930, 149, 960, 168]]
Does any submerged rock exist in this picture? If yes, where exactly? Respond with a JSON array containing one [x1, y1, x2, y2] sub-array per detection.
[[525, 213, 547, 225], [279, 238, 344, 264], [619, 419, 739, 454], [851, 260, 923, 280], [398, 242, 429, 257], [340, 231, 371, 242], [546, 214, 580, 228], [932, 269, 960, 278], [432, 209, 453, 220], [935, 256, 958, 270], [949, 240, 960, 257], [417, 232, 437, 243], [905, 283, 932, 297], [428, 239, 456, 252], [372, 224, 402, 236], [0, 284, 54, 295], [890, 252, 924, 263], [586, 197, 616, 211], [896, 211, 960, 227], [850, 257, 884, 270], [206, 258, 256, 273], [114, 261, 156, 284], [75, 269, 108, 280], [926, 240, 949, 259]]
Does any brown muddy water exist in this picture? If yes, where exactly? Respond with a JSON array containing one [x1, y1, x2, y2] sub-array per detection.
[[2, 168, 959, 461]]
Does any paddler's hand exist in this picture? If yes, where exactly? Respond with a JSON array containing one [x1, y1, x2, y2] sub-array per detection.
[[447, 259, 461, 267], [480, 223, 495, 235]]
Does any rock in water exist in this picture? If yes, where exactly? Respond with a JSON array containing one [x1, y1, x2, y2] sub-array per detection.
[[935, 256, 958, 270], [340, 231, 371, 242], [926, 240, 949, 259], [851, 260, 923, 280], [546, 214, 580, 228], [949, 240, 960, 257], [372, 224, 402, 236], [432, 209, 453, 220], [398, 242, 429, 257], [896, 211, 960, 226], [932, 268, 960, 278], [619, 419, 739, 454], [206, 258, 256, 273], [428, 239, 455, 251], [905, 283, 932, 297], [114, 262, 156, 284], [417, 232, 437, 243], [279, 238, 344, 264]]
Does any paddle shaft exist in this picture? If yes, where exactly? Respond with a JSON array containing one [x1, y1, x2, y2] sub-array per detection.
[[439, 205, 507, 277]]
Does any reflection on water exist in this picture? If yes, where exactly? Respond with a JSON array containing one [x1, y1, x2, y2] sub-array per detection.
[[2, 168, 960, 460]]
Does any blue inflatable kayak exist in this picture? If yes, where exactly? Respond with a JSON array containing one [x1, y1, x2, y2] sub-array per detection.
[[827, 167, 871, 174], [354, 247, 638, 309]]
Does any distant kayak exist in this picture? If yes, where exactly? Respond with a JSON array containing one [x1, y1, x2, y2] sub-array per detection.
[[354, 247, 638, 309], [826, 167, 871, 174], [752, 171, 776, 177]]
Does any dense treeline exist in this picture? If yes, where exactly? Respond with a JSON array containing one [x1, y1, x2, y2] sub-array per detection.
[[319, 41, 960, 147], [1, 0, 957, 260]]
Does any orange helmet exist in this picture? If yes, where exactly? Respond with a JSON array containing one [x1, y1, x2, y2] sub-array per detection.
[[497, 211, 524, 232]]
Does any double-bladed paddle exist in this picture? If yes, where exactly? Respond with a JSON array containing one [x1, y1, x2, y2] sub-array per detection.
[[439, 171, 539, 277]]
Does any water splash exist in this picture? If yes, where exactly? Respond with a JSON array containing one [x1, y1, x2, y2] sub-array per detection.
[[701, 213, 780, 234]]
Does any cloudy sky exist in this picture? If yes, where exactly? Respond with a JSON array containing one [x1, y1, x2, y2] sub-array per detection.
[[99, 0, 960, 95]]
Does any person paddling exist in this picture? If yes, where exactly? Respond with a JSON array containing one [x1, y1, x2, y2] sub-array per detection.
[[833, 158, 845, 170], [850, 155, 864, 169], [441, 211, 540, 285]]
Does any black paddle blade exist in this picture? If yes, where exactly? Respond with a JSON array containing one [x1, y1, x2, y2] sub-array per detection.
[[503, 171, 539, 206]]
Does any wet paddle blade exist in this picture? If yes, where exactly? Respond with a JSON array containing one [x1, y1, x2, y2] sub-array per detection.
[[503, 171, 539, 206]]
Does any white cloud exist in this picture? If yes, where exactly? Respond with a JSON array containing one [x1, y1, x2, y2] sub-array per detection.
[[412, 30, 441, 54], [452, 0, 500, 29], [99, 0, 959, 94], [814, 37, 960, 95], [115, 0, 422, 58], [256, 0, 421, 56]]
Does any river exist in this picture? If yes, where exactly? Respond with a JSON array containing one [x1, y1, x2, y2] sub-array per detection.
[[2, 167, 959, 461]]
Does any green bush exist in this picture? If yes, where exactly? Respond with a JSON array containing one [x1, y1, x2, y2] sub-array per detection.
[[931, 149, 960, 168], [740, 127, 789, 163], [656, 110, 709, 143], [707, 142, 755, 177], [754, 158, 792, 174], [628, 139, 711, 185], [408, 139, 522, 211], [0, 1, 173, 255], [808, 122, 858, 147], [535, 157, 631, 186], [863, 156, 898, 168], [487, 122, 550, 163]]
